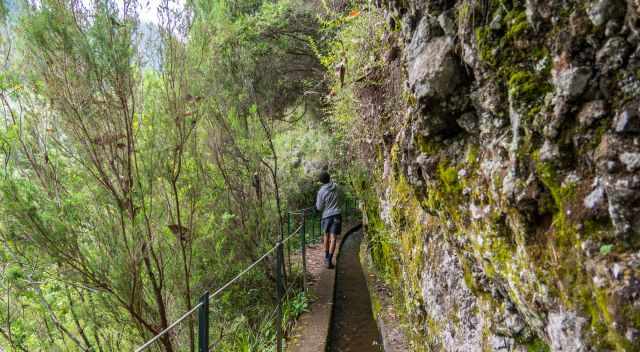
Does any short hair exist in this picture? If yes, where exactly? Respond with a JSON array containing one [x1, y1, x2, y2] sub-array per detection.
[[319, 171, 330, 184]]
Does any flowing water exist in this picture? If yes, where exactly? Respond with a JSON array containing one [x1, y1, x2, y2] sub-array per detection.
[[328, 231, 382, 352]]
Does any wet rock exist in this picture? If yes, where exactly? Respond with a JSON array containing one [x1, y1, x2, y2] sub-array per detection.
[[471, 82, 502, 116], [605, 20, 622, 36], [437, 11, 456, 37], [384, 45, 401, 62], [593, 275, 607, 288], [587, 0, 625, 27], [539, 140, 560, 162], [456, 112, 477, 133], [496, 309, 528, 337], [420, 238, 501, 351], [581, 239, 599, 256], [614, 106, 640, 133], [380, 187, 393, 226], [416, 153, 439, 180], [606, 160, 621, 173], [630, 43, 640, 68], [470, 203, 491, 220], [626, 328, 640, 342], [612, 262, 624, 279], [512, 173, 542, 214], [620, 152, 640, 171], [595, 133, 618, 161], [577, 100, 607, 127], [502, 170, 517, 199], [546, 311, 587, 352], [570, 10, 592, 36], [552, 65, 591, 98], [383, 156, 391, 180], [407, 35, 462, 101], [525, 0, 552, 26], [405, 16, 435, 58], [603, 175, 640, 237], [356, 1, 640, 350], [584, 179, 606, 210], [490, 7, 505, 30], [596, 37, 629, 72], [563, 172, 581, 187], [490, 336, 516, 351]]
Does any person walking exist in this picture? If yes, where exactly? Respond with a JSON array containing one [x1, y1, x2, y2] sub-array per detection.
[[315, 171, 341, 269]]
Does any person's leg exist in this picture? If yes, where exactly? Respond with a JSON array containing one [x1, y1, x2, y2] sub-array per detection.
[[329, 234, 337, 256], [326, 233, 336, 268], [322, 217, 331, 264], [324, 232, 330, 261], [326, 215, 342, 268]]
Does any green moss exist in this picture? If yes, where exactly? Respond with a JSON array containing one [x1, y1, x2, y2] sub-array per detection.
[[591, 289, 635, 351], [474, 5, 533, 67], [584, 117, 610, 152], [506, 69, 552, 118], [475, 26, 497, 66], [466, 144, 480, 165], [457, 2, 471, 22], [437, 160, 463, 196], [583, 218, 614, 242], [533, 153, 575, 217], [415, 134, 442, 155], [526, 338, 550, 352], [531, 150, 635, 347], [504, 10, 528, 41], [438, 165, 458, 188], [340, 2, 640, 350], [508, 71, 539, 100]]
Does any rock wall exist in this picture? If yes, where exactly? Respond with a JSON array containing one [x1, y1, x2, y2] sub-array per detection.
[[352, 0, 640, 350]]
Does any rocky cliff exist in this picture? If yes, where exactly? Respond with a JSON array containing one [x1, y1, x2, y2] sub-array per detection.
[[346, 0, 640, 350]]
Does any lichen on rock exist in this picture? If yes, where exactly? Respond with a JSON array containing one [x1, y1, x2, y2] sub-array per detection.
[[336, 0, 640, 350]]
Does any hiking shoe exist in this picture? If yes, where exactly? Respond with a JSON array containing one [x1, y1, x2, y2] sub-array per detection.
[[324, 257, 330, 266], [327, 260, 333, 269]]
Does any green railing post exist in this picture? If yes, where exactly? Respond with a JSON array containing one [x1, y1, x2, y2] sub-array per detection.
[[301, 211, 307, 291], [287, 212, 291, 277], [198, 292, 209, 352], [275, 242, 284, 352]]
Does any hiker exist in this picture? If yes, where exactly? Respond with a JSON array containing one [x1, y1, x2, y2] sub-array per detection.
[[316, 171, 341, 269]]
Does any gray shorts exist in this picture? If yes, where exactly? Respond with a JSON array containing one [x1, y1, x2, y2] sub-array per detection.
[[321, 214, 342, 236]]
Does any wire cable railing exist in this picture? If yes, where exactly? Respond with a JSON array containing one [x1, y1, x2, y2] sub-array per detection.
[[134, 225, 302, 352], [135, 198, 359, 352]]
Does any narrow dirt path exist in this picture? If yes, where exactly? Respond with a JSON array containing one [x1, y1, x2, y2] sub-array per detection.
[[329, 231, 382, 352]]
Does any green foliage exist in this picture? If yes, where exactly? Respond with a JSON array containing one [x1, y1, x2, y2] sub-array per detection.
[[599, 244, 613, 255], [318, 5, 387, 127], [0, 0, 334, 350]]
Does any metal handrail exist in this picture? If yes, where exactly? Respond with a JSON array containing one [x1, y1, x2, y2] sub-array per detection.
[[287, 207, 315, 215], [135, 223, 304, 352], [134, 199, 359, 352]]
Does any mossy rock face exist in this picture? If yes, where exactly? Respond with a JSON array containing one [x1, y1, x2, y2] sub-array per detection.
[[338, 0, 640, 350]]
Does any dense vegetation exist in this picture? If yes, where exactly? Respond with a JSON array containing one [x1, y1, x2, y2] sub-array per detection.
[[6, 0, 640, 350], [0, 0, 361, 350]]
